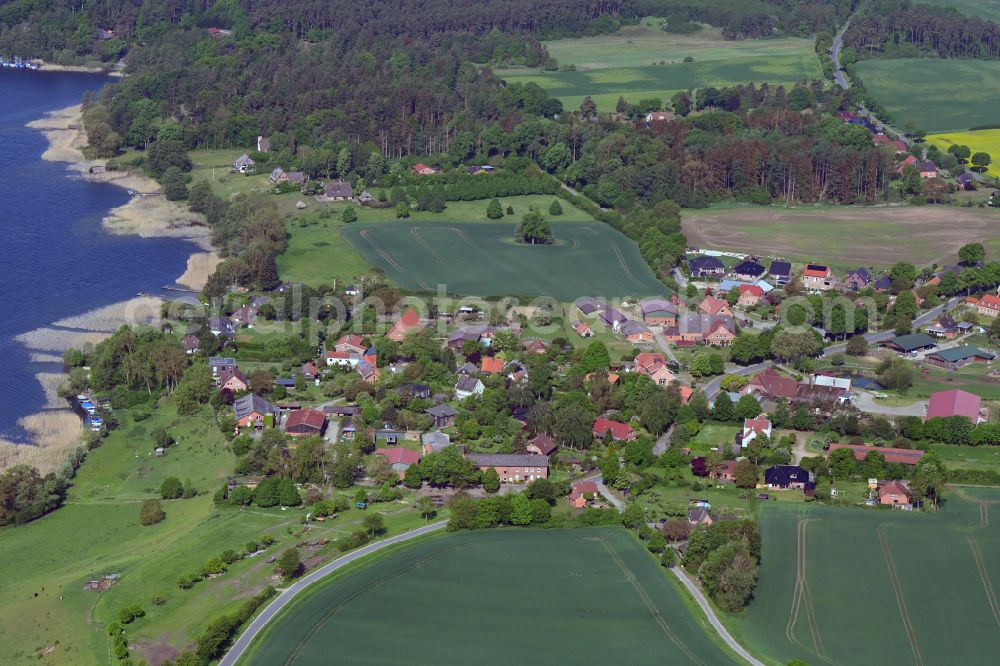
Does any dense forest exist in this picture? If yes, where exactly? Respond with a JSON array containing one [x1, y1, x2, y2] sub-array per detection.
[[845, 0, 1000, 59]]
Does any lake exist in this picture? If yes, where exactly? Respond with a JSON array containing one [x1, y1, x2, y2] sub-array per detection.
[[0, 70, 198, 441]]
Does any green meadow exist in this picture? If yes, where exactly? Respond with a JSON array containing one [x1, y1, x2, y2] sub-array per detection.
[[733, 490, 1000, 666], [855, 59, 1000, 132], [496, 21, 821, 110], [242, 528, 742, 665]]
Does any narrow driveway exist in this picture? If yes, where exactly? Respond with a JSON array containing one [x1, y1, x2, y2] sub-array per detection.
[[220, 520, 448, 666], [669, 566, 767, 666], [653, 424, 675, 456], [653, 331, 680, 365]]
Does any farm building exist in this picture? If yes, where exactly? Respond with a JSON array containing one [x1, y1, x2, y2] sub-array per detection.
[[926, 389, 985, 423], [465, 453, 548, 482], [699, 295, 732, 317], [386, 307, 424, 342], [828, 443, 925, 466], [924, 346, 995, 370], [426, 403, 457, 429], [640, 298, 678, 326], [421, 431, 451, 454], [233, 394, 279, 431], [284, 409, 327, 437], [376, 447, 421, 478], [881, 333, 936, 354]]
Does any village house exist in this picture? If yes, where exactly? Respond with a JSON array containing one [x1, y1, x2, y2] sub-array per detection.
[[284, 408, 327, 437], [233, 394, 279, 431], [764, 465, 809, 490], [334, 334, 367, 354], [731, 258, 767, 282], [768, 260, 792, 286], [593, 418, 636, 442], [972, 294, 1000, 317], [300, 361, 320, 379], [828, 443, 925, 466], [688, 508, 713, 526], [217, 366, 249, 393], [356, 358, 380, 384], [466, 453, 548, 482], [182, 334, 200, 355], [527, 433, 558, 457], [956, 172, 976, 190], [455, 375, 485, 399], [567, 480, 599, 508], [802, 264, 834, 291], [209, 357, 237, 376], [401, 383, 432, 400], [842, 267, 871, 292], [572, 320, 594, 337], [232, 153, 255, 174], [421, 431, 451, 455], [738, 416, 772, 448], [640, 298, 678, 326], [324, 404, 360, 419], [711, 460, 740, 483], [699, 295, 733, 317], [322, 180, 354, 201], [411, 163, 439, 175], [881, 332, 936, 355], [480, 356, 504, 375], [326, 350, 362, 368], [620, 320, 653, 343], [924, 346, 995, 371], [376, 447, 421, 479], [896, 154, 918, 173], [878, 480, 913, 507], [386, 307, 424, 342], [927, 389, 986, 424], [688, 255, 726, 278], [918, 160, 939, 178], [231, 305, 257, 328], [426, 404, 457, 429], [634, 352, 676, 386], [208, 317, 235, 338], [737, 284, 764, 307], [665, 314, 736, 346], [522, 338, 549, 355], [926, 315, 959, 339]]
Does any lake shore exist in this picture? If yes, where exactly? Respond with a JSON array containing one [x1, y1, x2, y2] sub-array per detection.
[[30, 60, 124, 77], [4, 105, 217, 473]]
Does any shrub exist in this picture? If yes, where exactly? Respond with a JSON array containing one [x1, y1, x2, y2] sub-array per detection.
[[118, 605, 145, 624], [160, 476, 184, 499], [139, 499, 165, 526]]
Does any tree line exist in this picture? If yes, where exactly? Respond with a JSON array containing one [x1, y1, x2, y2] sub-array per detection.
[[845, 1, 1000, 60]]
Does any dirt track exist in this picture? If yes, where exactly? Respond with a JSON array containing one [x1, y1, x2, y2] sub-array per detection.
[[682, 206, 1000, 267]]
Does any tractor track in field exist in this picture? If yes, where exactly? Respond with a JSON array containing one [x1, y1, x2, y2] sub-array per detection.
[[359, 230, 406, 273], [785, 518, 833, 665], [609, 241, 635, 282], [877, 526, 924, 666], [598, 537, 706, 666], [966, 532, 1000, 627], [409, 226, 443, 261]]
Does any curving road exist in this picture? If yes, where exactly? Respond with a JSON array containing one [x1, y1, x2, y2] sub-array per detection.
[[219, 520, 449, 666], [830, 19, 851, 91], [669, 566, 767, 666]]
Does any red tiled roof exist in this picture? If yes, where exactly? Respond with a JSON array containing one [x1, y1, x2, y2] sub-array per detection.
[[700, 296, 729, 315], [746, 368, 798, 400], [980, 295, 1000, 310], [926, 389, 982, 421], [569, 480, 599, 501], [593, 418, 635, 440], [878, 479, 911, 499], [481, 356, 504, 374], [743, 417, 771, 436], [376, 447, 420, 466], [679, 386, 694, 404], [336, 334, 365, 349], [738, 284, 764, 297], [803, 266, 830, 278]]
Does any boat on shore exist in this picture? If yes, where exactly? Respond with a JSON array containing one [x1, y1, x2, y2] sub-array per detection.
[[0, 57, 39, 70]]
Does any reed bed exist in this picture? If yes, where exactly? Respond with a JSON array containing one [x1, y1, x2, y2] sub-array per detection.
[[52, 296, 163, 332], [176, 251, 222, 291], [16, 327, 108, 353], [0, 410, 82, 474]]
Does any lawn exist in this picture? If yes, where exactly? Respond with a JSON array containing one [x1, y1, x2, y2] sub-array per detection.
[[854, 59, 1000, 133], [927, 129, 1000, 178], [241, 527, 742, 665], [338, 216, 666, 300], [928, 443, 1000, 471], [731, 490, 1000, 666], [496, 22, 821, 111], [681, 204, 1000, 268]]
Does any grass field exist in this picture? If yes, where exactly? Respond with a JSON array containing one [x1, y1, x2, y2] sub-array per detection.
[[339, 219, 666, 299], [733, 488, 1000, 665], [681, 204, 1000, 268], [855, 59, 1000, 133], [916, 0, 1000, 24], [0, 400, 432, 665], [928, 129, 1000, 177], [496, 21, 821, 111], [242, 527, 741, 665]]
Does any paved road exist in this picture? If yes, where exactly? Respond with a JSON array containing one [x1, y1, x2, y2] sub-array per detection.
[[669, 566, 767, 666], [219, 520, 449, 666], [653, 424, 675, 456], [830, 19, 851, 90], [653, 330, 680, 365], [702, 362, 771, 398], [824, 296, 962, 356]]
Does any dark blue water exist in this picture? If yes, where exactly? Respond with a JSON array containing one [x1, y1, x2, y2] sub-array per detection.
[[0, 71, 198, 440]]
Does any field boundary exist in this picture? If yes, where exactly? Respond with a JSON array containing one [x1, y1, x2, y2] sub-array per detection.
[[877, 526, 924, 666]]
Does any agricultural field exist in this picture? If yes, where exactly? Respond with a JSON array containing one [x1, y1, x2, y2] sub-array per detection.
[[495, 21, 821, 111], [734, 489, 1000, 666], [340, 219, 666, 300], [854, 59, 1000, 132], [916, 0, 1000, 25], [277, 195, 594, 287], [242, 527, 742, 665], [0, 402, 430, 665], [682, 204, 1000, 268], [928, 129, 1000, 177]]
